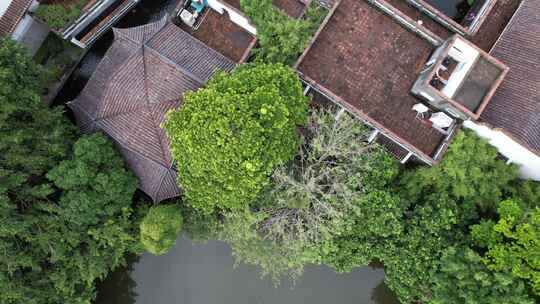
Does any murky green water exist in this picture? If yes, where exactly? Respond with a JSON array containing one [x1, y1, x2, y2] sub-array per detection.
[[95, 236, 399, 304]]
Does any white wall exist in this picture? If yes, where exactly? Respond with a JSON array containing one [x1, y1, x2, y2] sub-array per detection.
[[2, 0, 39, 40], [11, 15, 33, 41], [464, 120, 540, 181], [0, 0, 14, 17], [207, 0, 257, 35]]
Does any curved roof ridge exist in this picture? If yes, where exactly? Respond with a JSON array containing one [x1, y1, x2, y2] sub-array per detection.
[[154, 170, 182, 202], [143, 45, 206, 85], [146, 22, 236, 69], [112, 15, 168, 45], [70, 18, 236, 202], [141, 44, 173, 170]]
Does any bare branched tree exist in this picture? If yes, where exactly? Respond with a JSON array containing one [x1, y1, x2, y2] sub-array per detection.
[[257, 107, 380, 248], [221, 107, 394, 282]]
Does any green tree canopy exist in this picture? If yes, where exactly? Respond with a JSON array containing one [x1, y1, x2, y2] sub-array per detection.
[[380, 131, 525, 303], [400, 131, 519, 215], [472, 199, 540, 296], [46, 134, 139, 226], [1, 134, 144, 304], [140, 204, 184, 255], [220, 108, 399, 281], [323, 190, 405, 272], [164, 63, 308, 214], [428, 247, 534, 304], [240, 0, 326, 65], [0, 37, 75, 207]]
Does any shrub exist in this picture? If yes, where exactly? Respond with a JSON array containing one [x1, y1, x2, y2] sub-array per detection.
[[140, 205, 184, 255], [35, 0, 85, 30], [240, 0, 327, 65]]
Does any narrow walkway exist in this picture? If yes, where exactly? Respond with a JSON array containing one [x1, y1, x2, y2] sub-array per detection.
[[77, 0, 139, 47], [383, 0, 452, 40], [363, 0, 444, 46]]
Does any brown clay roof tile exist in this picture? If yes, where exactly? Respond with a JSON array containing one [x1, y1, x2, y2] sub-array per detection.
[[0, 0, 33, 37], [481, 0, 540, 155], [69, 18, 236, 202]]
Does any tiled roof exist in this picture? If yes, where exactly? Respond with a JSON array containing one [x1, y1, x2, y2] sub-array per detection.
[[177, 7, 256, 63], [0, 0, 33, 37], [481, 0, 540, 155], [69, 18, 236, 202], [296, 0, 449, 163]]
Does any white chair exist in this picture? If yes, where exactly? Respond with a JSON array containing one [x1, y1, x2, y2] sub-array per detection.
[[429, 112, 454, 129], [412, 103, 430, 119]]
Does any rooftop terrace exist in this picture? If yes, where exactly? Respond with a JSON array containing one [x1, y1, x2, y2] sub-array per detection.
[[295, 0, 521, 163], [176, 4, 256, 62], [411, 35, 507, 120], [296, 0, 451, 162]]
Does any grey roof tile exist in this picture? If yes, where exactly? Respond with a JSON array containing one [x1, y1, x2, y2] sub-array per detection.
[[70, 19, 235, 202]]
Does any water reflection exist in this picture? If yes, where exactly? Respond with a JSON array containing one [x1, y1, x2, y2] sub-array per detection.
[[372, 281, 400, 304], [95, 236, 398, 304], [95, 255, 139, 304]]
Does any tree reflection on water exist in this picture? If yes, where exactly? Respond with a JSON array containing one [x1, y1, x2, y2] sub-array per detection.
[[94, 255, 139, 304]]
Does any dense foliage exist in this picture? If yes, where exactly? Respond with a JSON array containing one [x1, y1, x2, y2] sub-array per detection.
[[240, 0, 327, 65], [0, 38, 75, 205], [1, 134, 144, 304], [400, 130, 518, 214], [428, 247, 534, 304], [380, 131, 538, 303], [220, 108, 399, 281], [140, 204, 184, 255], [472, 199, 540, 296], [164, 63, 308, 214], [2, 35, 540, 304], [0, 39, 145, 304], [34, 0, 86, 30], [219, 125, 539, 304]]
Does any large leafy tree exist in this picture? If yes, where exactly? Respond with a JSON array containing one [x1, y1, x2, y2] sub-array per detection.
[[380, 131, 536, 304], [220, 108, 399, 281], [164, 63, 308, 213], [472, 199, 540, 296], [380, 192, 467, 303], [428, 247, 534, 304], [400, 131, 519, 215], [0, 38, 74, 303], [0, 37, 75, 207], [322, 190, 405, 272], [0, 134, 144, 304]]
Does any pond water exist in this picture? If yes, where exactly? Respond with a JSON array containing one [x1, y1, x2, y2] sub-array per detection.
[[95, 236, 399, 304], [53, 0, 400, 303], [424, 0, 471, 21]]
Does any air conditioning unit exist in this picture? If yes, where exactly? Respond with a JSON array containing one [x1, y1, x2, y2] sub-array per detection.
[[179, 9, 196, 27]]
